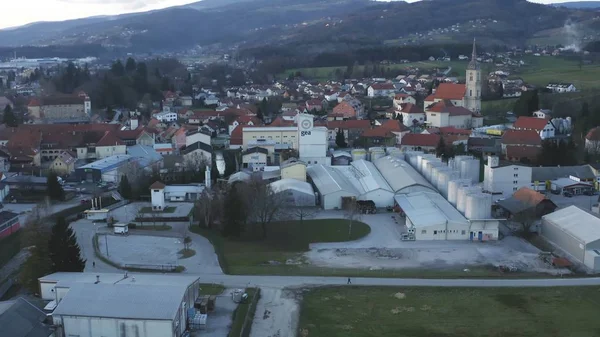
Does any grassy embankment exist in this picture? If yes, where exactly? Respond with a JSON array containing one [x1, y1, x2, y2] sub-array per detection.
[[299, 286, 600, 337]]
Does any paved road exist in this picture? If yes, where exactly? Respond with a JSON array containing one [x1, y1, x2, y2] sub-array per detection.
[[171, 274, 600, 289]]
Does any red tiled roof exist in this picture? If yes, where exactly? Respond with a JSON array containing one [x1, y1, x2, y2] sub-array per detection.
[[586, 126, 600, 141], [501, 130, 542, 146], [445, 106, 473, 116], [427, 100, 454, 113], [513, 116, 550, 131], [513, 187, 547, 206], [401, 133, 440, 147], [439, 126, 471, 136], [96, 131, 125, 147], [399, 103, 424, 115], [327, 120, 371, 130], [380, 119, 409, 132], [230, 125, 244, 145], [233, 115, 262, 126], [505, 145, 541, 161], [269, 117, 295, 127], [431, 83, 466, 100], [28, 98, 41, 107], [150, 181, 166, 189], [443, 135, 469, 144], [370, 83, 395, 90], [361, 127, 395, 138]]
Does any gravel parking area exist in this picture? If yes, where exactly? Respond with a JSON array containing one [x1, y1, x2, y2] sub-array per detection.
[[99, 234, 181, 267]]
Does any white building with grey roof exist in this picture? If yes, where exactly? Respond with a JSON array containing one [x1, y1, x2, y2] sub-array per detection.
[[40, 272, 201, 337]]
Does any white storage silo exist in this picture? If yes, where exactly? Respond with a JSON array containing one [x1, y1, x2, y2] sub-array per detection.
[[426, 161, 444, 182], [432, 166, 449, 189], [451, 155, 473, 171], [438, 170, 460, 197], [405, 151, 422, 168], [460, 158, 480, 184], [369, 147, 386, 162], [417, 154, 434, 173], [457, 186, 480, 214], [351, 149, 367, 161], [465, 193, 493, 219], [448, 179, 471, 206]]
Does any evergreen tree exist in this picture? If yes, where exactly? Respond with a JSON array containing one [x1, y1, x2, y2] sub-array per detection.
[[435, 136, 446, 158], [335, 129, 347, 148], [223, 184, 245, 237], [111, 60, 125, 77], [19, 224, 53, 293], [513, 90, 539, 117], [125, 57, 137, 73], [118, 175, 132, 200], [3, 104, 17, 127], [47, 171, 64, 201], [48, 217, 86, 272], [395, 112, 404, 125]]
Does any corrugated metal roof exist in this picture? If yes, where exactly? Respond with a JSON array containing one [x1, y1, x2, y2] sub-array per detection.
[[543, 206, 600, 245], [336, 159, 393, 195], [373, 155, 435, 193], [394, 191, 468, 228], [533, 165, 595, 182], [307, 164, 359, 196], [270, 178, 314, 196], [53, 283, 188, 320]]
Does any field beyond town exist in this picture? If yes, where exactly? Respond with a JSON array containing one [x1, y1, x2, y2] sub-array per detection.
[[299, 286, 600, 337]]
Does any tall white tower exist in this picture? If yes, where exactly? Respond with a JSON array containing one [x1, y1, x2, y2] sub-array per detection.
[[464, 38, 481, 113]]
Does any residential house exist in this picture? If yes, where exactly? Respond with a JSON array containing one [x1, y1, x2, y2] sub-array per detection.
[[118, 128, 154, 147], [425, 100, 483, 128], [392, 94, 417, 108], [367, 83, 395, 98], [532, 109, 552, 119], [305, 99, 324, 112], [27, 93, 91, 121], [332, 99, 364, 119], [179, 96, 193, 107], [512, 116, 555, 140], [153, 111, 178, 123], [360, 127, 396, 147], [585, 126, 600, 153], [501, 129, 542, 162], [546, 83, 577, 93], [181, 141, 213, 169], [51, 151, 76, 175], [396, 103, 425, 127], [378, 119, 410, 145], [242, 147, 269, 171], [399, 133, 440, 152], [229, 115, 262, 135], [326, 120, 371, 147]]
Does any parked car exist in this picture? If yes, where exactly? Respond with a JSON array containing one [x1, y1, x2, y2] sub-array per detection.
[[550, 190, 560, 195], [563, 191, 573, 198], [583, 190, 597, 196]]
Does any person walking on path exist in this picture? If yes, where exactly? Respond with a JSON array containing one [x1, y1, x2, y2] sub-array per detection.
[[347, 277, 351, 285], [93, 261, 96, 268]]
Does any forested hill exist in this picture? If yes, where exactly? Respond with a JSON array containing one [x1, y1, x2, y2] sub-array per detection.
[[0, 0, 596, 55]]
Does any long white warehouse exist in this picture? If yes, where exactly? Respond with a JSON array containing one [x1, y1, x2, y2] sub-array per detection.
[[373, 156, 436, 194], [395, 192, 498, 241]]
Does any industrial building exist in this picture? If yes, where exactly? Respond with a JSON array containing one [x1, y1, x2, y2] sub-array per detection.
[[307, 164, 359, 209], [541, 206, 600, 271], [40, 272, 201, 337], [484, 156, 533, 200], [74, 155, 133, 183], [394, 192, 496, 241], [0, 297, 53, 337], [373, 156, 435, 194], [335, 159, 395, 207], [270, 178, 316, 207]]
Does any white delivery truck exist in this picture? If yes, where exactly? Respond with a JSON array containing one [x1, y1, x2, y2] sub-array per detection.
[[113, 223, 129, 235]]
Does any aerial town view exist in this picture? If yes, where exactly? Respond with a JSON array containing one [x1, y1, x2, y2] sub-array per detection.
[[3, 0, 600, 336]]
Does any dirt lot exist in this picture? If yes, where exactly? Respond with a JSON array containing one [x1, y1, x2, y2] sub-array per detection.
[[250, 288, 300, 337], [306, 212, 568, 275]]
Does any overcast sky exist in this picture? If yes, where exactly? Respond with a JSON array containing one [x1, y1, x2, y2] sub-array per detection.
[[0, 0, 584, 30]]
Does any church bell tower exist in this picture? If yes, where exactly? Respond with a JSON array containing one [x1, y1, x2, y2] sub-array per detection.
[[465, 38, 481, 113]]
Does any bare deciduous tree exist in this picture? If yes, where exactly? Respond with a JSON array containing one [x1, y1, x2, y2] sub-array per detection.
[[344, 201, 362, 239], [290, 195, 319, 225], [243, 178, 287, 239]]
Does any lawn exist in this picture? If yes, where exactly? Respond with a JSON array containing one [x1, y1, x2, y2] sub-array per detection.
[[198, 283, 225, 296], [0, 231, 22, 269], [190, 219, 370, 275], [139, 206, 176, 213], [514, 55, 600, 90], [299, 286, 600, 337]]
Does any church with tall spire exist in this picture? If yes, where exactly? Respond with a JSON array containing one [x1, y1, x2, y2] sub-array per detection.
[[464, 38, 482, 112]]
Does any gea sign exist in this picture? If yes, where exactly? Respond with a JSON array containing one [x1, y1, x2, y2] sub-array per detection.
[[301, 131, 311, 136]]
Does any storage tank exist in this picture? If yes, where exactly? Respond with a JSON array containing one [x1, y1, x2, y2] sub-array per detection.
[[426, 161, 444, 182], [438, 170, 460, 197], [417, 154, 434, 172], [405, 151, 422, 168], [450, 155, 473, 171], [369, 147, 386, 162], [351, 149, 367, 161], [448, 179, 471, 206], [460, 158, 481, 184], [432, 166, 449, 188], [457, 186, 481, 215], [465, 193, 493, 219]]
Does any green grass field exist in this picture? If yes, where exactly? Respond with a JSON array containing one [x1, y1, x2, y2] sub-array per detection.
[[283, 55, 600, 90], [300, 286, 600, 337], [190, 219, 370, 275]]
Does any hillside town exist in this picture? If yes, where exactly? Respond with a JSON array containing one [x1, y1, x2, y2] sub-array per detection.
[[2, 38, 600, 337]]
